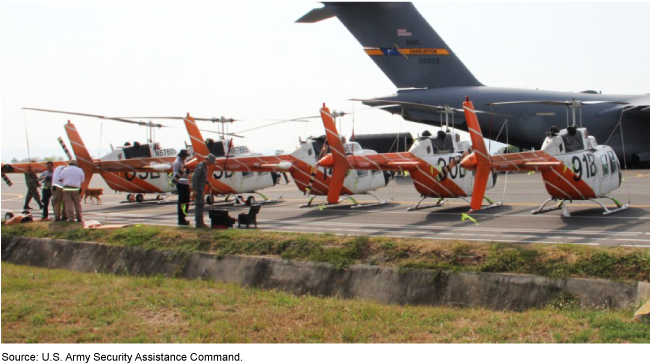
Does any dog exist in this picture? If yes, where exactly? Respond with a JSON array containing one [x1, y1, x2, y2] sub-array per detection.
[[84, 188, 104, 204]]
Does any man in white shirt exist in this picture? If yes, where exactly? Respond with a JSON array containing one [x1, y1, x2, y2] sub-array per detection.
[[51, 163, 68, 221], [59, 160, 85, 222]]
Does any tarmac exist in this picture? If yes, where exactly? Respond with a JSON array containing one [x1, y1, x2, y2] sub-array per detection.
[[2, 169, 650, 247]]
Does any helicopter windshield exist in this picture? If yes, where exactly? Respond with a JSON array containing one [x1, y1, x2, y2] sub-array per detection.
[[561, 128, 584, 152], [430, 131, 454, 153]]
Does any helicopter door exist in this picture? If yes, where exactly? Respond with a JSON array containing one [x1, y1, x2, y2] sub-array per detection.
[[608, 150, 622, 189], [597, 153, 612, 196]]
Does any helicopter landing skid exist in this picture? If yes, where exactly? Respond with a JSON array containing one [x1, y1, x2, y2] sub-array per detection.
[[407, 197, 446, 211]]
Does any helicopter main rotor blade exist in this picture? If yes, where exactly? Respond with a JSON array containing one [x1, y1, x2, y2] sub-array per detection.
[[163, 126, 245, 138], [232, 120, 312, 134], [114, 116, 239, 122], [23, 107, 151, 126]]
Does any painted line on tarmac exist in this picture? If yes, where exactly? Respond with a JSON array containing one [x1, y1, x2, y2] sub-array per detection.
[[257, 219, 645, 237], [1, 193, 24, 202], [260, 224, 650, 244], [263, 206, 650, 220], [259, 228, 607, 245]]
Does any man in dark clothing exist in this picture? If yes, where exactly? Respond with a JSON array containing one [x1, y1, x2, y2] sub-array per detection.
[[173, 149, 191, 225], [38, 161, 54, 220], [191, 154, 216, 228], [24, 171, 43, 210]]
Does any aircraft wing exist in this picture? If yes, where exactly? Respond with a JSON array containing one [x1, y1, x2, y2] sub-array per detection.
[[623, 95, 650, 120]]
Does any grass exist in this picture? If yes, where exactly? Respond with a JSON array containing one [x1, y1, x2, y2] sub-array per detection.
[[3, 222, 649, 282], [1, 263, 648, 343]]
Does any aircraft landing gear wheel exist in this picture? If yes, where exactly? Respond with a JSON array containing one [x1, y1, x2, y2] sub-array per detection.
[[156, 195, 163, 201], [126, 194, 134, 202], [246, 196, 256, 206], [206, 195, 214, 205], [135, 194, 144, 203]]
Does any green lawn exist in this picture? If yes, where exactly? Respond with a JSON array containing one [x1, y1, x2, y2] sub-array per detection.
[[2, 263, 648, 343], [2, 223, 650, 281]]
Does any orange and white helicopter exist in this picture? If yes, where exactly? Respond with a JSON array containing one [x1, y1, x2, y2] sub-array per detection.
[[179, 114, 281, 205], [181, 104, 391, 208], [318, 103, 502, 211], [461, 97, 630, 217], [20, 108, 280, 204], [1, 120, 179, 201]]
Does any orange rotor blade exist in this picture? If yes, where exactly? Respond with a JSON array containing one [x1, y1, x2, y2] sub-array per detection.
[[469, 165, 490, 212], [463, 97, 492, 213], [183, 114, 209, 160], [320, 103, 350, 204], [64, 122, 96, 194]]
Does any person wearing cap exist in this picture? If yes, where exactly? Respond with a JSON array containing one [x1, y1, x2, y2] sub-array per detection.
[[191, 154, 216, 228], [59, 160, 85, 222], [51, 163, 68, 221], [173, 149, 191, 225], [38, 161, 54, 220]]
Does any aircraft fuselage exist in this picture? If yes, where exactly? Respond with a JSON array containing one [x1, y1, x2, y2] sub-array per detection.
[[372, 87, 649, 167]]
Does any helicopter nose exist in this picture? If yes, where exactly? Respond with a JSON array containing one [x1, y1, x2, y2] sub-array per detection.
[[460, 153, 478, 171]]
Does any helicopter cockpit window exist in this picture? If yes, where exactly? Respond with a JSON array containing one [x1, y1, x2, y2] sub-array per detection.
[[562, 127, 584, 152], [607, 151, 618, 174], [430, 130, 454, 154], [122, 143, 151, 159], [205, 140, 226, 157], [600, 154, 609, 176]]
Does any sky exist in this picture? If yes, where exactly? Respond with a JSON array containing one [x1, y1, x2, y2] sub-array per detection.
[[2, 0, 650, 162]]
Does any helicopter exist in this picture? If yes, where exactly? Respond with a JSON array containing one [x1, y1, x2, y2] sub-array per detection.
[[318, 104, 502, 211], [461, 97, 630, 217], [1, 120, 179, 202], [18, 108, 278, 204], [181, 104, 391, 208]]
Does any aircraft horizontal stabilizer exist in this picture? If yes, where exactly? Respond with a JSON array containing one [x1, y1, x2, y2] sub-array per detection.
[[148, 163, 172, 171], [522, 161, 563, 168], [385, 161, 420, 168], [259, 161, 292, 170]]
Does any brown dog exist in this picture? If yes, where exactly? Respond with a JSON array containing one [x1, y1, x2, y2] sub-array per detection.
[[84, 188, 104, 204]]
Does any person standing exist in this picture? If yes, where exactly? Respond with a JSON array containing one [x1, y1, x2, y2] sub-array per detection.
[[38, 161, 54, 220], [191, 154, 216, 228], [23, 171, 43, 210], [173, 149, 191, 225], [59, 160, 85, 222], [51, 163, 68, 221]]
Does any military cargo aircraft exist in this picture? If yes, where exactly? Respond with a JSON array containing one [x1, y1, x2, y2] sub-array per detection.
[[297, 2, 650, 167]]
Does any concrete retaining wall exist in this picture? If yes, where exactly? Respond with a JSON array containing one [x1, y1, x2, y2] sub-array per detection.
[[3, 236, 649, 311]]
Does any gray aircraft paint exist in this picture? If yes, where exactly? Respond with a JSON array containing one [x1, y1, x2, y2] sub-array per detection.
[[297, 2, 650, 167]]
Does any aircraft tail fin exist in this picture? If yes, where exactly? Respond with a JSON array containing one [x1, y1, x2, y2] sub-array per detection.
[[320, 103, 350, 204], [64, 122, 96, 194], [298, 3, 481, 89], [463, 97, 492, 213], [183, 114, 210, 161]]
